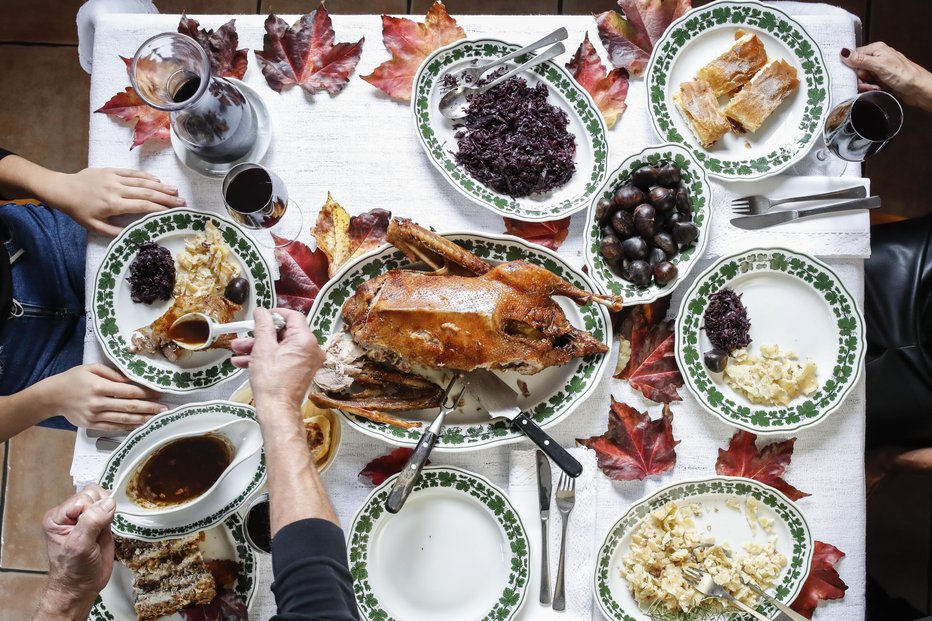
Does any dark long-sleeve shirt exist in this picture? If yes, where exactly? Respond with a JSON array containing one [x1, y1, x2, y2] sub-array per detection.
[[270, 518, 360, 621]]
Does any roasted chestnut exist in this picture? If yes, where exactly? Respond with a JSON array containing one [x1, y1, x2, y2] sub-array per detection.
[[634, 204, 657, 238], [600, 233, 623, 261], [652, 232, 678, 256], [632, 166, 659, 191], [613, 184, 645, 212], [657, 164, 682, 187], [628, 260, 652, 286], [224, 277, 250, 305], [648, 247, 667, 267], [611, 210, 635, 238], [595, 197, 615, 224], [675, 188, 693, 216], [621, 236, 648, 260], [653, 261, 678, 286], [672, 221, 699, 245], [648, 186, 676, 213], [704, 348, 729, 373]]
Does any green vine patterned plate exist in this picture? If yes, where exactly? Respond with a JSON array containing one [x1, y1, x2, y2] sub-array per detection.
[[675, 248, 864, 434], [584, 143, 712, 305], [307, 232, 613, 451], [594, 476, 813, 621], [412, 38, 608, 221], [349, 466, 529, 621], [92, 209, 275, 394], [646, 1, 830, 181], [99, 400, 267, 540], [89, 512, 257, 620]]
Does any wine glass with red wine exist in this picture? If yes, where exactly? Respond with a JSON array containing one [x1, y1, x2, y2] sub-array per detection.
[[222, 163, 303, 248], [809, 90, 903, 175]]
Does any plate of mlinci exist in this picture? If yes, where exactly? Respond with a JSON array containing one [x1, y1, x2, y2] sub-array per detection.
[[675, 248, 865, 434], [595, 476, 813, 621], [92, 209, 275, 393], [412, 37, 608, 221], [305, 230, 614, 451], [646, 1, 830, 181]]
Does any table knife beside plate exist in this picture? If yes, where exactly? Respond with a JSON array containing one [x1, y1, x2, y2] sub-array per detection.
[[465, 369, 583, 477], [730, 196, 880, 229], [536, 450, 553, 606]]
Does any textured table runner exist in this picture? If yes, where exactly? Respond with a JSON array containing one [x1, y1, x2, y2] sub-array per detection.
[[76, 5, 866, 620]]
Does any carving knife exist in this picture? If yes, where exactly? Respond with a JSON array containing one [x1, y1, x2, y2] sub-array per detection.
[[536, 449, 553, 606], [465, 369, 582, 477]]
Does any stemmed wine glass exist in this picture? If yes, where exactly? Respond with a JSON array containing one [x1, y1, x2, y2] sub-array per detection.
[[222, 163, 303, 248], [807, 90, 903, 176]]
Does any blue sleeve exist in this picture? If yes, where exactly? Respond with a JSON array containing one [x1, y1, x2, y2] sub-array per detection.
[[0, 148, 11, 160], [270, 518, 360, 621]]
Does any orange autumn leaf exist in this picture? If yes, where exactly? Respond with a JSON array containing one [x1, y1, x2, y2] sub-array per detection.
[[567, 34, 630, 128], [312, 194, 391, 278], [362, 1, 466, 102], [95, 87, 170, 150]]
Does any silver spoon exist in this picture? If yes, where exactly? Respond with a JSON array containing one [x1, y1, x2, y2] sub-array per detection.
[[169, 311, 285, 351], [438, 42, 566, 121], [449, 27, 568, 87]]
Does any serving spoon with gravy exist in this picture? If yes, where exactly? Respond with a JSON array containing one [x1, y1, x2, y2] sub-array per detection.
[[169, 311, 286, 351]]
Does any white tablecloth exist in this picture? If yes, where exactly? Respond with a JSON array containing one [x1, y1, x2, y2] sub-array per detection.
[[75, 5, 867, 620]]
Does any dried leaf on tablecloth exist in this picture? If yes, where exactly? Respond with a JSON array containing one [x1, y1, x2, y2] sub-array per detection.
[[179, 590, 248, 621], [597, 0, 691, 77], [578, 399, 679, 480], [715, 430, 810, 501], [312, 193, 391, 278], [94, 87, 170, 150], [256, 4, 364, 95], [790, 541, 848, 618], [272, 234, 330, 314], [566, 33, 630, 128], [178, 15, 249, 80], [359, 447, 428, 486], [613, 295, 683, 403], [503, 217, 571, 250], [362, 1, 466, 102]]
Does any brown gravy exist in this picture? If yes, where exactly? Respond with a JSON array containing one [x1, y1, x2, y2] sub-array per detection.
[[168, 318, 211, 347], [128, 434, 232, 508]]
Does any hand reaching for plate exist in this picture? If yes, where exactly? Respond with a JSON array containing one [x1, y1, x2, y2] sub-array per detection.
[[231, 308, 325, 413], [35, 484, 115, 621], [841, 42, 932, 113]]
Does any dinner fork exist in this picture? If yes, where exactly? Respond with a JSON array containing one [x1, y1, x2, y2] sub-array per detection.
[[681, 566, 772, 621], [552, 472, 576, 611], [731, 186, 866, 215]]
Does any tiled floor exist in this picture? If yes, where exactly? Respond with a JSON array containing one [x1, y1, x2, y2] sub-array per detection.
[[0, 0, 930, 618]]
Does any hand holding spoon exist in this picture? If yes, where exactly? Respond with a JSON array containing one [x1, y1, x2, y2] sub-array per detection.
[[169, 311, 285, 351]]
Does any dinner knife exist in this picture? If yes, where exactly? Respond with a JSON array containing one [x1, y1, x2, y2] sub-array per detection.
[[465, 369, 582, 477], [730, 196, 880, 230], [536, 449, 553, 606]]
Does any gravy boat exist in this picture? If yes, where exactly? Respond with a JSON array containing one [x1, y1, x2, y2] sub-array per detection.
[[111, 418, 262, 518]]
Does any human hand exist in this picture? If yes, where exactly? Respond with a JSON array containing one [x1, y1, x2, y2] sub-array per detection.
[[231, 308, 324, 412], [842, 42, 932, 112], [35, 485, 115, 620], [44, 168, 185, 236], [27, 364, 166, 431]]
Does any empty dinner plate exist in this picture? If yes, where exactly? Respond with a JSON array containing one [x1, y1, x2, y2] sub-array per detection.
[[348, 467, 529, 621]]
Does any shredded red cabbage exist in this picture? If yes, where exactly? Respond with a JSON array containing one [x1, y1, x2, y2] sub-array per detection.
[[128, 242, 175, 304], [703, 288, 752, 353]]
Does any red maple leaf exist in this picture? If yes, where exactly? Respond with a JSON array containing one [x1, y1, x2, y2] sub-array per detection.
[[362, 1, 466, 102], [256, 5, 364, 95], [790, 541, 848, 618], [272, 234, 330, 314], [715, 430, 810, 502], [95, 87, 170, 150], [597, 0, 691, 77], [503, 217, 571, 250], [359, 447, 429, 486], [614, 296, 683, 403], [566, 34, 630, 128], [578, 399, 679, 480], [178, 15, 249, 80]]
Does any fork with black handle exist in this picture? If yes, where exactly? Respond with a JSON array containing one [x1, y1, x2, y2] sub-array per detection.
[[682, 566, 772, 621], [731, 185, 867, 215], [552, 472, 576, 611]]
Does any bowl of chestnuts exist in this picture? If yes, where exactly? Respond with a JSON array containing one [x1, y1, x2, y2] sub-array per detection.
[[584, 143, 712, 305]]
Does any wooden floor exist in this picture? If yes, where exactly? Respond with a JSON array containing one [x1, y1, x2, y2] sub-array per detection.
[[0, 0, 929, 618]]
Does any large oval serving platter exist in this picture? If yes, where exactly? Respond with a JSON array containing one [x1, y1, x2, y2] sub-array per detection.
[[595, 476, 813, 621], [306, 232, 613, 451], [89, 512, 257, 620], [99, 400, 267, 540], [584, 143, 712, 305], [675, 248, 865, 434], [412, 37, 609, 221], [92, 209, 275, 394], [349, 466, 529, 621], [646, 1, 830, 181]]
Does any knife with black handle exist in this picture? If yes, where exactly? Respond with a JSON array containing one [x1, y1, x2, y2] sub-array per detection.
[[466, 369, 582, 478]]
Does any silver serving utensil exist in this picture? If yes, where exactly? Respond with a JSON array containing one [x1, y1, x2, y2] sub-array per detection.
[[681, 566, 772, 621], [169, 311, 285, 351], [552, 471, 576, 611], [730, 196, 880, 230], [439, 42, 566, 120], [448, 28, 568, 87], [536, 450, 553, 606], [731, 185, 867, 215], [385, 376, 465, 514], [742, 581, 810, 621], [465, 369, 582, 477]]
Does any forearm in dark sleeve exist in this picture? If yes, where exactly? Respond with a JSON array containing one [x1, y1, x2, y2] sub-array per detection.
[[270, 518, 359, 621]]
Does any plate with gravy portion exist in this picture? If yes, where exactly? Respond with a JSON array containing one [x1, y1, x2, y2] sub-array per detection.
[[99, 400, 267, 540], [646, 1, 830, 181]]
